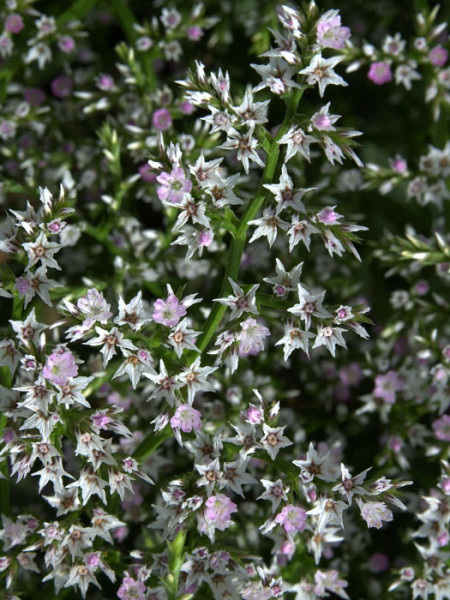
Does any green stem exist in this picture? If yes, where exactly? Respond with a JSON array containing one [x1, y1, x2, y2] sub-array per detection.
[[195, 88, 305, 354], [111, 0, 157, 89]]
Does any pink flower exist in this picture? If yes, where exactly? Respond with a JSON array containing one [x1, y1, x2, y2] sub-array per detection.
[[429, 45, 448, 67], [187, 26, 204, 41], [369, 552, 389, 573], [16, 277, 31, 296], [368, 62, 393, 85], [5, 14, 24, 34], [152, 294, 186, 327], [275, 505, 307, 534], [389, 154, 408, 173], [51, 75, 73, 99], [313, 114, 331, 129], [204, 494, 237, 531], [156, 166, 192, 204], [170, 404, 202, 432], [23, 87, 46, 107], [138, 163, 156, 183], [58, 36, 75, 53], [373, 370, 402, 403], [180, 101, 195, 115], [117, 577, 146, 600], [317, 15, 350, 49], [96, 74, 115, 91], [246, 405, 263, 424], [432, 415, 450, 442], [317, 206, 342, 224], [43, 351, 79, 386], [152, 107, 172, 130]]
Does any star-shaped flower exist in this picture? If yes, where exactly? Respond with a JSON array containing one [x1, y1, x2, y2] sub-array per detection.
[[299, 54, 348, 97]]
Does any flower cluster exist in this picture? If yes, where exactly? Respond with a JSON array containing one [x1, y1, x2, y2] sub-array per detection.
[[0, 1, 448, 599]]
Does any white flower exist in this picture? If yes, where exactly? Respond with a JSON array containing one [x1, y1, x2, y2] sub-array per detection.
[[260, 424, 293, 460], [248, 207, 289, 248], [264, 165, 314, 214], [356, 498, 393, 529], [287, 216, 320, 252], [312, 325, 347, 357], [264, 259, 304, 297], [288, 284, 331, 330], [220, 128, 265, 173], [299, 54, 348, 97], [277, 125, 317, 162], [276, 323, 315, 360], [214, 278, 259, 320]]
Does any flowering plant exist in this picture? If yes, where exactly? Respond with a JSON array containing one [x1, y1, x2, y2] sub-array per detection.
[[0, 1, 448, 599]]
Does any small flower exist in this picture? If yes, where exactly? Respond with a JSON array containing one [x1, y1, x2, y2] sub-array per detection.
[[187, 26, 203, 41], [170, 404, 202, 433], [373, 370, 402, 404], [152, 107, 172, 130], [220, 128, 265, 174], [152, 294, 186, 327], [214, 279, 259, 320], [204, 494, 237, 531], [264, 259, 304, 297], [168, 318, 200, 358], [51, 75, 73, 98], [274, 504, 307, 534], [5, 14, 24, 34], [276, 322, 315, 360], [43, 351, 79, 386], [316, 11, 350, 49], [429, 45, 448, 67], [277, 125, 317, 163], [288, 284, 331, 330], [161, 7, 181, 29], [258, 479, 289, 510], [287, 216, 320, 252], [248, 207, 289, 248], [299, 54, 348, 97], [368, 62, 393, 85], [432, 415, 450, 442], [356, 499, 393, 529], [77, 288, 112, 327], [238, 318, 270, 355], [312, 326, 347, 357], [260, 424, 292, 460], [156, 166, 192, 205], [117, 577, 146, 600], [177, 357, 217, 404]]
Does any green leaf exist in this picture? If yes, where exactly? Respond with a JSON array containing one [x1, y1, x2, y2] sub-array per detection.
[[57, 0, 99, 25]]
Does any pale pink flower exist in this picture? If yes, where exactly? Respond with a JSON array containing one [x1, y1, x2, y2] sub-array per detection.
[[429, 45, 448, 67], [43, 351, 78, 386], [156, 166, 192, 204], [316, 12, 350, 49], [204, 494, 237, 531], [170, 404, 202, 433], [152, 107, 172, 130], [117, 577, 146, 600], [5, 14, 24, 34], [152, 294, 186, 327], [368, 62, 392, 85], [357, 499, 393, 529], [432, 415, 450, 442], [274, 505, 307, 534], [373, 370, 402, 404]]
